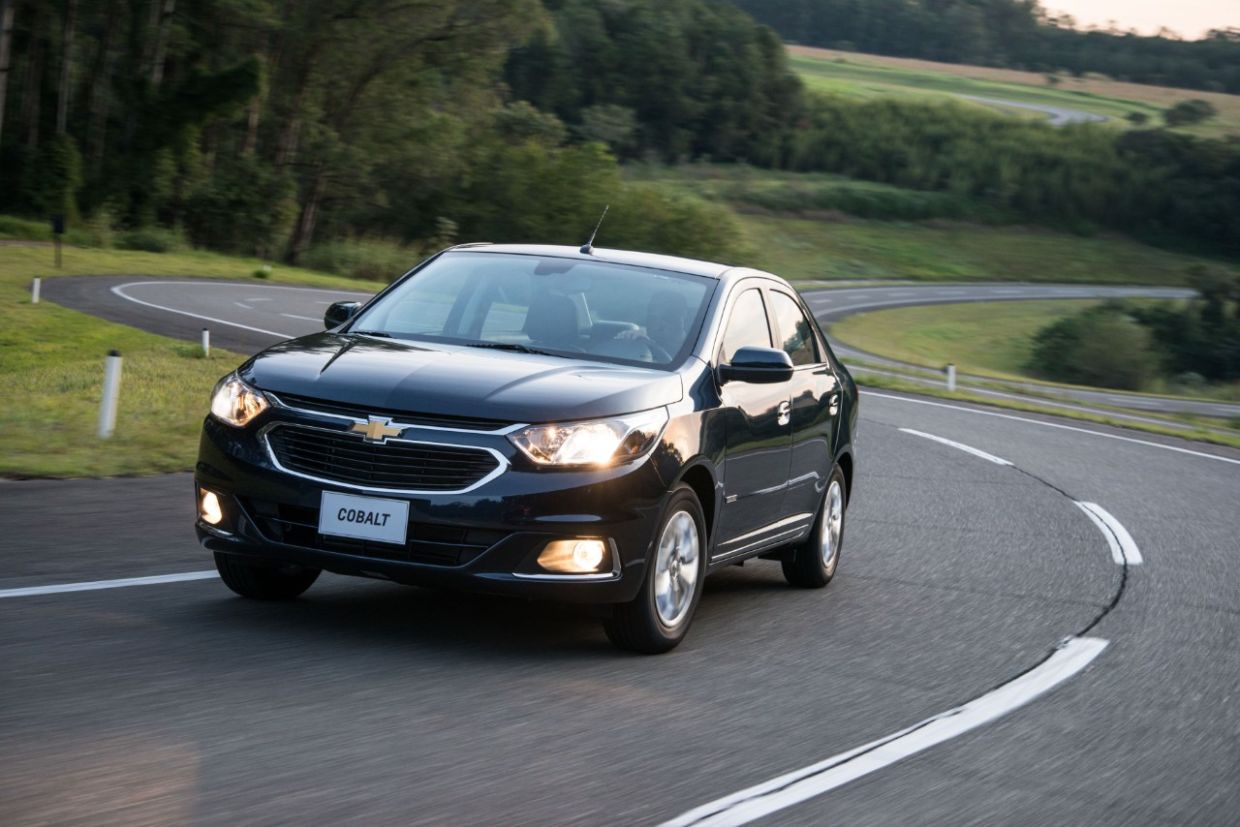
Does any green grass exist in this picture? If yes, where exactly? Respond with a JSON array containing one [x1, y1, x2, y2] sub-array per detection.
[[736, 213, 1213, 285], [833, 300, 1240, 402], [630, 165, 1226, 285], [789, 53, 1157, 123], [831, 299, 1103, 375], [787, 48, 1240, 139], [0, 245, 386, 477]]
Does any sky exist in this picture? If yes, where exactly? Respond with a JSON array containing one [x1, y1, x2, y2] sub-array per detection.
[[1044, 0, 1239, 39]]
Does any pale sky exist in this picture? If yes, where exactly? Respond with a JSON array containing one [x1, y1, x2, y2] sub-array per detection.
[[1045, 0, 1239, 39]]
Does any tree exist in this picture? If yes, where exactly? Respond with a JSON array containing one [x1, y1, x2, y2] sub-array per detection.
[[1163, 99, 1218, 127]]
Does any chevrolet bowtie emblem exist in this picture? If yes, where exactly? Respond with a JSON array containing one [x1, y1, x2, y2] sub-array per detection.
[[351, 416, 403, 443]]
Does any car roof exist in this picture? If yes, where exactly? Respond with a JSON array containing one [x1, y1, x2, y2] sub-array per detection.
[[447, 243, 743, 280]]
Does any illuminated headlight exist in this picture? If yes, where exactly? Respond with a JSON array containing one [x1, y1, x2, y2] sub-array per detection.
[[509, 408, 668, 467], [210, 373, 269, 427]]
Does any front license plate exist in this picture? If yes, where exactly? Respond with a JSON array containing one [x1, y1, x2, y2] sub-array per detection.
[[318, 491, 409, 545]]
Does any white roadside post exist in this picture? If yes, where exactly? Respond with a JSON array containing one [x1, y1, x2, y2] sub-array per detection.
[[946, 363, 957, 393], [98, 350, 122, 439], [201, 327, 210, 358], [30, 277, 40, 304]]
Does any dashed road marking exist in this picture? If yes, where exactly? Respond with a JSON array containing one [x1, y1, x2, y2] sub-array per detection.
[[661, 637, 1110, 827], [899, 428, 1013, 466], [0, 571, 218, 599], [1075, 502, 1143, 566]]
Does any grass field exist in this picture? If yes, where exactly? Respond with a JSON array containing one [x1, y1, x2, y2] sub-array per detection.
[[832, 299, 1240, 403], [632, 165, 1225, 285], [787, 45, 1240, 138], [831, 299, 1104, 374], [0, 246, 386, 477], [735, 213, 1213, 284]]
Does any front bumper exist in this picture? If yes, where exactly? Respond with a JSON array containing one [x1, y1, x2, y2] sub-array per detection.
[[194, 414, 669, 603]]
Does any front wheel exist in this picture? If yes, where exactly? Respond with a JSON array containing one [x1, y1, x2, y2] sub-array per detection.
[[782, 465, 847, 588], [214, 553, 320, 600], [604, 486, 706, 654]]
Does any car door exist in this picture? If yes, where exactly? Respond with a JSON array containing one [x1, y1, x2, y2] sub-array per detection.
[[714, 285, 793, 552], [768, 289, 840, 520]]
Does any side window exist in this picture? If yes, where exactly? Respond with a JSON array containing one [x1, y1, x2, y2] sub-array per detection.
[[720, 288, 772, 363], [770, 292, 819, 367]]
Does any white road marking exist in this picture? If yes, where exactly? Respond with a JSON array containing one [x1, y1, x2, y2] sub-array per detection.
[[247, 297, 272, 302], [112, 282, 297, 338], [661, 636, 1109, 827], [899, 428, 1013, 466], [1074, 502, 1143, 566], [864, 391, 1240, 466], [234, 301, 251, 309], [0, 570, 218, 599], [281, 313, 322, 322]]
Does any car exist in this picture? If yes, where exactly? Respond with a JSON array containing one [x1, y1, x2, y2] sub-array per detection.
[[195, 243, 858, 652]]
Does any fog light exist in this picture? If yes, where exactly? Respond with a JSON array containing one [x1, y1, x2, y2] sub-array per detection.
[[537, 539, 610, 574], [199, 489, 224, 525]]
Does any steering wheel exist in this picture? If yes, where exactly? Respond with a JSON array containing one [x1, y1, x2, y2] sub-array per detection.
[[629, 334, 671, 362]]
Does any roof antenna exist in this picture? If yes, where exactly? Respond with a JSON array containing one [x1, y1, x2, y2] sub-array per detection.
[[579, 204, 609, 255]]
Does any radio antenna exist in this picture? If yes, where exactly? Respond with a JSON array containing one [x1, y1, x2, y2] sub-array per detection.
[[579, 204, 610, 255]]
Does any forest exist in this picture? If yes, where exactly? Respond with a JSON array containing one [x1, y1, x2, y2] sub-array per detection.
[[0, 0, 1236, 274], [731, 0, 1240, 94]]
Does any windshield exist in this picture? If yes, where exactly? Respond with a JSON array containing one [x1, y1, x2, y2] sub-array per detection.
[[348, 252, 716, 368]]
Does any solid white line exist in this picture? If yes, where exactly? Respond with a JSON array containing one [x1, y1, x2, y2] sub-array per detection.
[[111, 282, 296, 338], [1075, 502, 1143, 565], [0, 570, 218, 599], [864, 391, 1240, 466], [661, 637, 1109, 827], [234, 301, 251, 309], [898, 428, 1013, 466], [280, 312, 322, 322]]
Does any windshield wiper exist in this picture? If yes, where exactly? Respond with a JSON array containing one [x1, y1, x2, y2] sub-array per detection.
[[466, 342, 569, 358], [348, 330, 392, 338]]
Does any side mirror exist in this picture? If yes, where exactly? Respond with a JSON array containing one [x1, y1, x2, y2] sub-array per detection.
[[324, 301, 362, 329], [720, 346, 794, 384]]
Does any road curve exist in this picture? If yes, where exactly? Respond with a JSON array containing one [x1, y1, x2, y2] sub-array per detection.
[[803, 283, 1240, 420], [2, 387, 1238, 824], [42, 276, 1235, 420], [957, 94, 1109, 126]]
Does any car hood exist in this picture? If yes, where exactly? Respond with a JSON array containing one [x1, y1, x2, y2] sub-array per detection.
[[241, 333, 684, 423]]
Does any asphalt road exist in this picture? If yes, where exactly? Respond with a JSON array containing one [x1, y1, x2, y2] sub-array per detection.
[[3, 389, 1239, 825], [41, 275, 1236, 420], [956, 94, 1109, 126]]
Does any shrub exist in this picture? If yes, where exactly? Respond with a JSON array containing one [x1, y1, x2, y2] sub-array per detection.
[[116, 226, 187, 253], [301, 238, 420, 283], [1027, 305, 1159, 390]]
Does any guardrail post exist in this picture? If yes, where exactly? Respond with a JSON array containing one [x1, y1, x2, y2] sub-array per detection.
[[98, 350, 122, 439], [202, 327, 210, 358], [31, 277, 40, 304], [945, 363, 957, 393]]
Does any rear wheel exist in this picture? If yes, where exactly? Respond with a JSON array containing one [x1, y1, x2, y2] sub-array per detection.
[[782, 465, 847, 589], [214, 553, 320, 600], [604, 486, 706, 654]]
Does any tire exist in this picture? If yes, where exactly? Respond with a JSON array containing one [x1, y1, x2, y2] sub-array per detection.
[[604, 486, 707, 654], [214, 553, 320, 600], [782, 464, 847, 589]]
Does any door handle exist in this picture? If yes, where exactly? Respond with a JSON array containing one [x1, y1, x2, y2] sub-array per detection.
[[777, 400, 791, 426]]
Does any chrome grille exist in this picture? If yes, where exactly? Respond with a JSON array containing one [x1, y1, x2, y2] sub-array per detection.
[[267, 425, 501, 492]]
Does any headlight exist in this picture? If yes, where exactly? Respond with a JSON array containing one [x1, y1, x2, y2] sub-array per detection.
[[210, 374, 269, 427], [509, 408, 668, 467]]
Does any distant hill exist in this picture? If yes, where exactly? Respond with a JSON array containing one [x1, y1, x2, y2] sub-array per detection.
[[728, 0, 1240, 94]]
